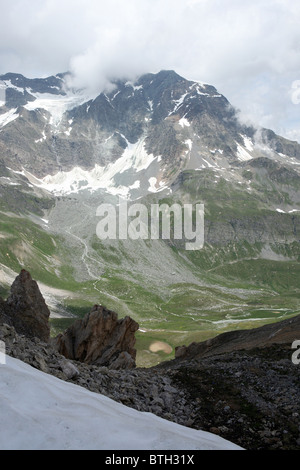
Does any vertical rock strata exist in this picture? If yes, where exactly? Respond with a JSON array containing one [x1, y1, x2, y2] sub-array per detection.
[[52, 304, 139, 369]]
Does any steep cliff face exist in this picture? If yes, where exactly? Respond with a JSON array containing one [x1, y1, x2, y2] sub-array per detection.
[[53, 304, 139, 369], [2, 269, 50, 342]]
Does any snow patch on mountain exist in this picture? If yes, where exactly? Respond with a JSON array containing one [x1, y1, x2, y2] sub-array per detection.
[[179, 116, 190, 128], [148, 177, 158, 192], [121, 137, 157, 173], [28, 136, 166, 198], [35, 130, 47, 143], [185, 139, 193, 151], [0, 355, 242, 450], [241, 134, 254, 152], [0, 108, 19, 128], [171, 92, 189, 114], [24, 90, 90, 128], [236, 142, 253, 162], [1, 79, 25, 95]]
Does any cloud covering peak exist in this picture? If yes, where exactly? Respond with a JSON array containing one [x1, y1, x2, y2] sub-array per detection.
[[0, 0, 300, 140]]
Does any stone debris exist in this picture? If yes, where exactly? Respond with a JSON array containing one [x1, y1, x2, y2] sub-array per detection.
[[1, 322, 300, 450], [1, 270, 300, 450]]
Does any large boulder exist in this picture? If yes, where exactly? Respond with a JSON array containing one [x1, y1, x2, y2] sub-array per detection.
[[5, 269, 50, 342], [52, 304, 139, 369]]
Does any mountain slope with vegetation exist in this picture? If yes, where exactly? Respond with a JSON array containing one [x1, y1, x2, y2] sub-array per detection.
[[0, 70, 299, 366]]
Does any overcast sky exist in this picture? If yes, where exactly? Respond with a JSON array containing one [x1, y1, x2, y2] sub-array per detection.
[[0, 0, 299, 141]]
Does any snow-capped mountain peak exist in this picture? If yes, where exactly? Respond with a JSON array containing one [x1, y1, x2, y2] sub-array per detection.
[[0, 70, 299, 200]]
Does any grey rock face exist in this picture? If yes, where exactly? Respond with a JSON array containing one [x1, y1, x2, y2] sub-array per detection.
[[52, 304, 139, 369], [1, 69, 299, 183], [4, 269, 50, 342]]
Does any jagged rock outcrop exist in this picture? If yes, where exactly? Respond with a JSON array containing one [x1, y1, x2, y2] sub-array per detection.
[[1, 270, 50, 342], [52, 304, 139, 369], [0, 270, 140, 369]]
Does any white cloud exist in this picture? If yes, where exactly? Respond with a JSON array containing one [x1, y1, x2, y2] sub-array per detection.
[[0, 0, 299, 141]]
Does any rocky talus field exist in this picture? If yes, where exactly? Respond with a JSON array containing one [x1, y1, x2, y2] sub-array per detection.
[[1, 270, 299, 450]]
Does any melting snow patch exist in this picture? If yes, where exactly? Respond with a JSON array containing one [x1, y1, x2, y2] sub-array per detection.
[[189, 83, 209, 96], [202, 158, 214, 168], [64, 127, 72, 136], [24, 89, 92, 128], [185, 139, 193, 151], [148, 177, 158, 192], [129, 180, 140, 190], [28, 137, 161, 197], [0, 108, 19, 128], [236, 142, 253, 162], [35, 131, 47, 143], [276, 208, 300, 213], [179, 117, 190, 127], [171, 92, 189, 114], [147, 100, 153, 111], [111, 90, 121, 101], [120, 138, 157, 173], [2, 80, 25, 95], [242, 135, 254, 152], [125, 81, 143, 91], [0, 176, 20, 186], [0, 356, 243, 450]]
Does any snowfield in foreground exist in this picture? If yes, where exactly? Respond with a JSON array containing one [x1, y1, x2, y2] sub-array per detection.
[[0, 356, 242, 450]]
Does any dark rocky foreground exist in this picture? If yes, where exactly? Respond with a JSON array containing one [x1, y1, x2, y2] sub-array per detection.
[[0, 270, 139, 370], [1, 271, 300, 450]]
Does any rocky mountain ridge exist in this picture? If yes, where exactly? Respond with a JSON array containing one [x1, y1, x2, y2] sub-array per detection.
[[172, 312, 300, 361], [1, 69, 300, 199]]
